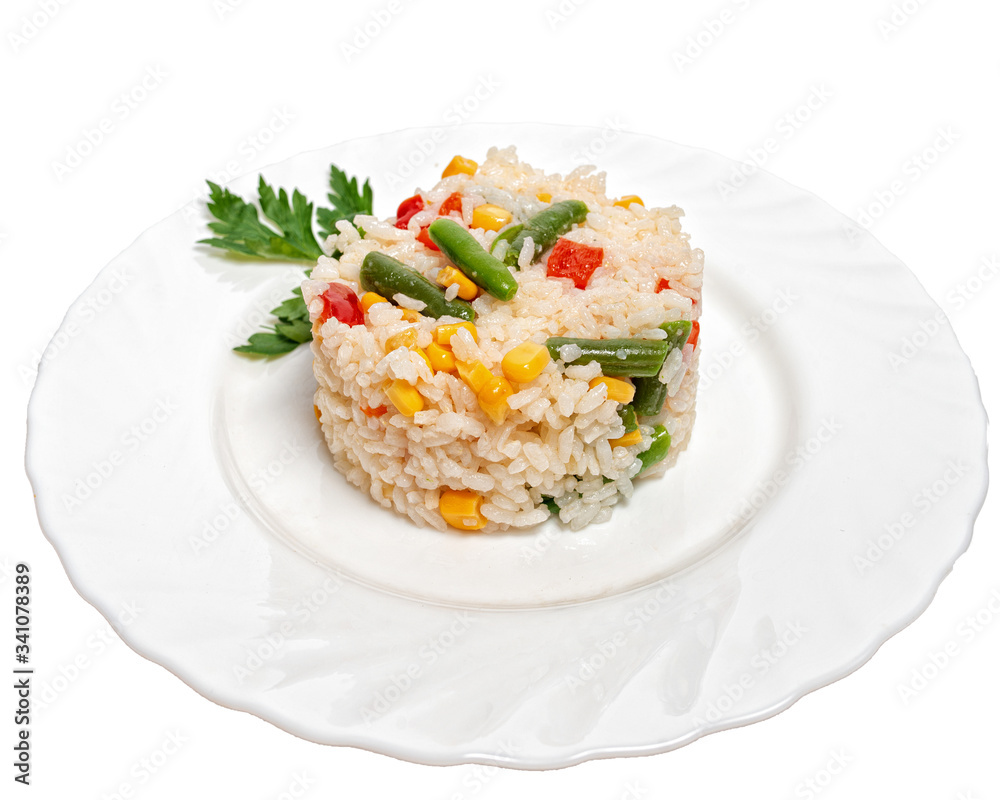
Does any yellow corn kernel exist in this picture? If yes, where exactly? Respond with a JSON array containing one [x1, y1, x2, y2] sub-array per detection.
[[589, 376, 636, 404], [427, 341, 457, 373], [386, 379, 423, 417], [412, 347, 433, 373], [614, 195, 644, 209], [400, 308, 423, 323], [436, 266, 480, 301], [478, 375, 514, 424], [501, 341, 551, 384], [442, 155, 478, 179], [313, 404, 322, 422], [385, 328, 418, 352], [609, 429, 643, 449], [439, 490, 487, 531], [435, 321, 478, 346], [536, 192, 552, 203], [472, 203, 513, 232], [456, 360, 493, 394], [361, 291, 387, 313]]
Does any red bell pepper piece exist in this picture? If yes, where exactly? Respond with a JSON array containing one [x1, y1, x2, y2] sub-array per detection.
[[546, 238, 604, 289], [395, 194, 424, 229], [319, 283, 364, 327]]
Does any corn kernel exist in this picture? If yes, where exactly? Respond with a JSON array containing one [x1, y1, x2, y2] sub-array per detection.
[[400, 308, 423, 323], [436, 266, 480, 301], [609, 429, 643, 448], [501, 341, 551, 383], [386, 379, 423, 417], [589, 376, 636, 404], [478, 375, 514, 424], [456, 360, 492, 394], [361, 291, 387, 313], [313, 404, 322, 422], [536, 192, 552, 203], [385, 328, 418, 352], [435, 322, 478, 346], [427, 341, 457, 373], [439, 489, 487, 531], [442, 155, 478, 179], [412, 347, 433, 373], [472, 203, 513, 232], [614, 195, 644, 209]]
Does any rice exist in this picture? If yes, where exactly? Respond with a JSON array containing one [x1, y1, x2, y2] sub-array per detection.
[[304, 146, 702, 532]]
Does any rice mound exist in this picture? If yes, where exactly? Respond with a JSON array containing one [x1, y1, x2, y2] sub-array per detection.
[[303, 146, 702, 532]]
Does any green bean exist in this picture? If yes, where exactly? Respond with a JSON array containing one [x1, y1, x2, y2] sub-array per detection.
[[638, 425, 671, 473], [545, 336, 670, 377], [428, 219, 518, 301], [359, 252, 475, 322], [659, 319, 692, 350], [631, 377, 669, 417], [503, 200, 589, 268], [617, 404, 638, 433], [489, 223, 523, 255]]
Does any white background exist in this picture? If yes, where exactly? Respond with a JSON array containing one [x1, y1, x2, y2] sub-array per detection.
[[3, 0, 998, 797]]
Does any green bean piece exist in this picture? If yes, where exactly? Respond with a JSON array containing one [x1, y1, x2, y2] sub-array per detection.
[[638, 425, 671, 473], [503, 200, 589, 268], [617, 404, 639, 433], [545, 337, 670, 377], [541, 497, 560, 515], [359, 252, 476, 322], [659, 319, 693, 350], [489, 223, 524, 255], [428, 219, 518, 302], [632, 377, 669, 417]]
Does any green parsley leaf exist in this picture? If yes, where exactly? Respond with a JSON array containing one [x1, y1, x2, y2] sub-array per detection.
[[271, 287, 309, 323], [274, 319, 312, 344], [199, 179, 323, 262], [233, 331, 302, 357], [317, 165, 373, 240]]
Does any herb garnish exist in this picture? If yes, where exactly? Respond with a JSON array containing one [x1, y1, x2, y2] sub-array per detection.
[[200, 165, 373, 356]]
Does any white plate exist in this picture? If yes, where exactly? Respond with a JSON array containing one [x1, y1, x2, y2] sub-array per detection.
[[26, 124, 988, 769]]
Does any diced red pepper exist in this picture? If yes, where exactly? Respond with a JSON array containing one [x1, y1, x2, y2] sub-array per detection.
[[688, 321, 700, 349], [416, 225, 440, 251], [438, 191, 463, 217], [319, 283, 364, 327], [546, 238, 604, 290], [362, 404, 388, 418], [395, 194, 424, 229]]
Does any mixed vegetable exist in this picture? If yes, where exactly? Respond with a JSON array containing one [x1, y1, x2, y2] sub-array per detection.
[[200, 154, 699, 531]]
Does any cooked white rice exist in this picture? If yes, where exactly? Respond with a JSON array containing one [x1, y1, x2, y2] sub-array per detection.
[[303, 146, 702, 532]]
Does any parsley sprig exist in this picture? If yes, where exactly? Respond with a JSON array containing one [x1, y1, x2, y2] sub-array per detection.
[[199, 165, 374, 356]]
